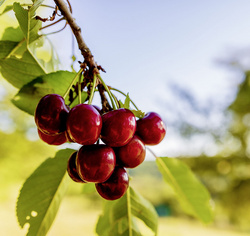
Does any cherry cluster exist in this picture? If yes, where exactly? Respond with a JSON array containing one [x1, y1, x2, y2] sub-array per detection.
[[34, 93, 166, 200]]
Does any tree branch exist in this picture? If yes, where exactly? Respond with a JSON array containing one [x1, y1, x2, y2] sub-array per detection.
[[53, 0, 98, 71]]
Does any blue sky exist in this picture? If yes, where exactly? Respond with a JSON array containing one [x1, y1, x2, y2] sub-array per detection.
[[48, 0, 250, 107], [45, 1, 250, 157]]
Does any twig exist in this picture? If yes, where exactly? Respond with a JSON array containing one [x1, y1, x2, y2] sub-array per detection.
[[40, 17, 65, 30], [53, 0, 98, 71]]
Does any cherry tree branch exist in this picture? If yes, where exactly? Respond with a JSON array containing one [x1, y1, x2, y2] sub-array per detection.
[[53, 0, 98, 71]]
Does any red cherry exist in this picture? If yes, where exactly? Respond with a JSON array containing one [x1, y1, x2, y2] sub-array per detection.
[[66, 104, 102, 145], [101, 108, 136, 147], [67, 152, 85, 183], [136, 112, 166, 145], [35, 94, 69, 135], [76, 144, 116, 183], [115, 135, 146, 168], [95, 166, 129, 200], [37, 129, 67, 145]]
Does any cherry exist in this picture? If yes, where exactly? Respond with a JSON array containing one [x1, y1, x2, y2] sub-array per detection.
[[37, 129, 67, 145], [136, 112, 166, 145], [76, 144, 116, 183], [95, 166, 129, 200], [35, 94, 69, 135], [67, 152, 85, 183], [66, 104, 102, 145], [101, 108, 136, 147], [115, 135, 146, 168]]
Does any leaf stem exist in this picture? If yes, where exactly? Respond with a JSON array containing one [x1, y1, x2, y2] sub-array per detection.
[[97, 74, 118, 109], [110, 87, 139, 110], [88, 74, 97, 105], [63, 68, 83, 99]]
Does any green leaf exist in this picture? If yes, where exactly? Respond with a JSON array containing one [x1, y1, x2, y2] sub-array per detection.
[[118, 93, 131, 109], [0, 5, 13, 15], [0, 29, 59, 87], [129, 187, 158, 233], [96, 194, 141, 236], [124, 93, 130, 108], [0, 41, 19, 59], [156, 157, 213, 223], [12, 70, 88, 115], [96, 186, 158, 236], [0, 27, 27, 59], [13, 2, 42, 45], [131, 109, 145, 119], [16, 148, 75, 236], [0, 50, 46, 88], [1, 26, 24, 41], [0, 2, 58, 86]]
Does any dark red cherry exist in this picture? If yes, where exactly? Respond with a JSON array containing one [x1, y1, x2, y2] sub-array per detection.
[[136, 112, 166, 145], [76, 144, 116, 183], [37, 129, 67, 145], [66, 104, 102, 145], [67, 152, 85, 183], [101, 108, 136, 147], [95, 166, 129, 200], [35, 94, 69, 135], [115, 135, 146, 168]]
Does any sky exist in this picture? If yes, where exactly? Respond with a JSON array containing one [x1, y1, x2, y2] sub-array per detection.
[[2, 0, 250, 158], [48, 0, 250, 102], [42, 0, 250, 157]]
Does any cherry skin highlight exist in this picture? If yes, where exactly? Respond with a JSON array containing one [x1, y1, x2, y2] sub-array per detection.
[[95, 166, 129, 200], [136, 112, 166, 145], [66, 104, 102, 145], [93, 105, 102, 114], [37, 129, 67, 145], [35, 94, 69, 135], [67, 152, 85, 183], [76, 144, 116, 183], [115, 135, 146, 168], [101, 108, 136, 147]]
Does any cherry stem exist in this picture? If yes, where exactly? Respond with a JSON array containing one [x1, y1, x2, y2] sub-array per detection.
[[97, 74, 118, 109], [42, 21, 67, 36], [88, 74, 97, 105], [110, 91, 120, 108], [146, 147, 158, 159], [78, 72, 82, 104], [110, 87, 139, 110], [63, 68, 83, 99]]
